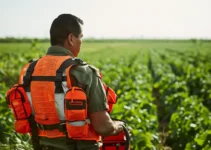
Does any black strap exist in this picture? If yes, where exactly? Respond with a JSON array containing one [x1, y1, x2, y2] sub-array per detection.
[[31, 76, 67, 81], [28, 115, 42, 150], [36, 123, 66, 132], [23, 60, 38, 86], [24, 76, 67, 92], [55, 58, 79, 93]]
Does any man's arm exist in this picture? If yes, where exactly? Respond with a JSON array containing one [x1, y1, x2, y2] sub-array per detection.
[[70, 64, 124, 137], [89, 111, 124, 137], [87, 66, 124, 137]]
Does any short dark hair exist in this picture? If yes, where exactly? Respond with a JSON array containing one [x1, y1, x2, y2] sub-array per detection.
[[50, 14, 83, 46]]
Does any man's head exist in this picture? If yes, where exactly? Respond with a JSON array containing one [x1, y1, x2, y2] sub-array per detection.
[[50, 14, 84, 57]]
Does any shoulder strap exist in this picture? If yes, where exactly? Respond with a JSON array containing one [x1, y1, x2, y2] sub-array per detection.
[[65, 65, 74, 89], [55, 58, 88, 92], [23, 60, 38, 86], [28, 115, 42, 150], [65, 60, 88, 90], [54, 58, 78, 92]]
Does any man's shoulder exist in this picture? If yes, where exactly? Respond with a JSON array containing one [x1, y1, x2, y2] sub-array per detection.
[[71, 59, 100, 78]]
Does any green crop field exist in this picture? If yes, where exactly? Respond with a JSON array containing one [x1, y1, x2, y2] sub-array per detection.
[[0, 39, 211, 150]]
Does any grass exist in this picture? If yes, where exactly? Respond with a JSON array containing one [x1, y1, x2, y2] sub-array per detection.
[[1, 40, 210, 64]]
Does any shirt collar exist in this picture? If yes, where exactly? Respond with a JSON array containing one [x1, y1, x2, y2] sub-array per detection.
[[46, 46, 75, 57]]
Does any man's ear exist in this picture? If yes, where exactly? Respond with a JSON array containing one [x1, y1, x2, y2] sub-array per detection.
[[67, 33, 74, 46]]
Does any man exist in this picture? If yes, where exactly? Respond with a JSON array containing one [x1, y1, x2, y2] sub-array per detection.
[[30, 14, 125, 150]]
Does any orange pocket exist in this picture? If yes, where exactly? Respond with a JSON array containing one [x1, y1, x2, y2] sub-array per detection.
[[6, 84, 32, 120], [11, 98, 31, 119], [65, 87, 87, 121], [66, 122, 88, 138], [66, 109, 86, 121], [14, 119, 31, 134]]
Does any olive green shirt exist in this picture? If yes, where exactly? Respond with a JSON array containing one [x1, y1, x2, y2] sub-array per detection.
[[40, 46, 108, 150]]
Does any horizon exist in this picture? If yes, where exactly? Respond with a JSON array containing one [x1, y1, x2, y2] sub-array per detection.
[[1, 37, 211, 40]]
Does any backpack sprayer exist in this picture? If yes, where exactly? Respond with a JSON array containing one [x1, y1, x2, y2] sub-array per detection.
[[102, 84, 131, 150], [101, 124, 130, 150]]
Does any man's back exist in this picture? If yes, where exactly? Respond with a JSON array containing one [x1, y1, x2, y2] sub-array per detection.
[[35, 46, 107, 149]]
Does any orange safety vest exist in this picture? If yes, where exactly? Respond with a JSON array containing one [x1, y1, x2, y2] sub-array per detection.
[[7, 55, 100, 141]]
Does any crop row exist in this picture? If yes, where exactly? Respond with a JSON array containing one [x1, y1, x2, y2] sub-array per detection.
[[148, 48, 211, 149]]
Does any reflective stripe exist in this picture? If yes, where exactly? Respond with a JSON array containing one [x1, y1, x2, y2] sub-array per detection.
[[68, 119, 91, 126], [54, 93, 65, 120], [54, 72, 68, 120], [26, 92, 35, 115]]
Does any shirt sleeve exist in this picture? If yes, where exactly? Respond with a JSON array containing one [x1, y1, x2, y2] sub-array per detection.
[[87, 70, 109, 113], [70, 65, 109, 114]]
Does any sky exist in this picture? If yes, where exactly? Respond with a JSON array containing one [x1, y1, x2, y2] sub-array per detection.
[[0, 0, 211, 39]]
